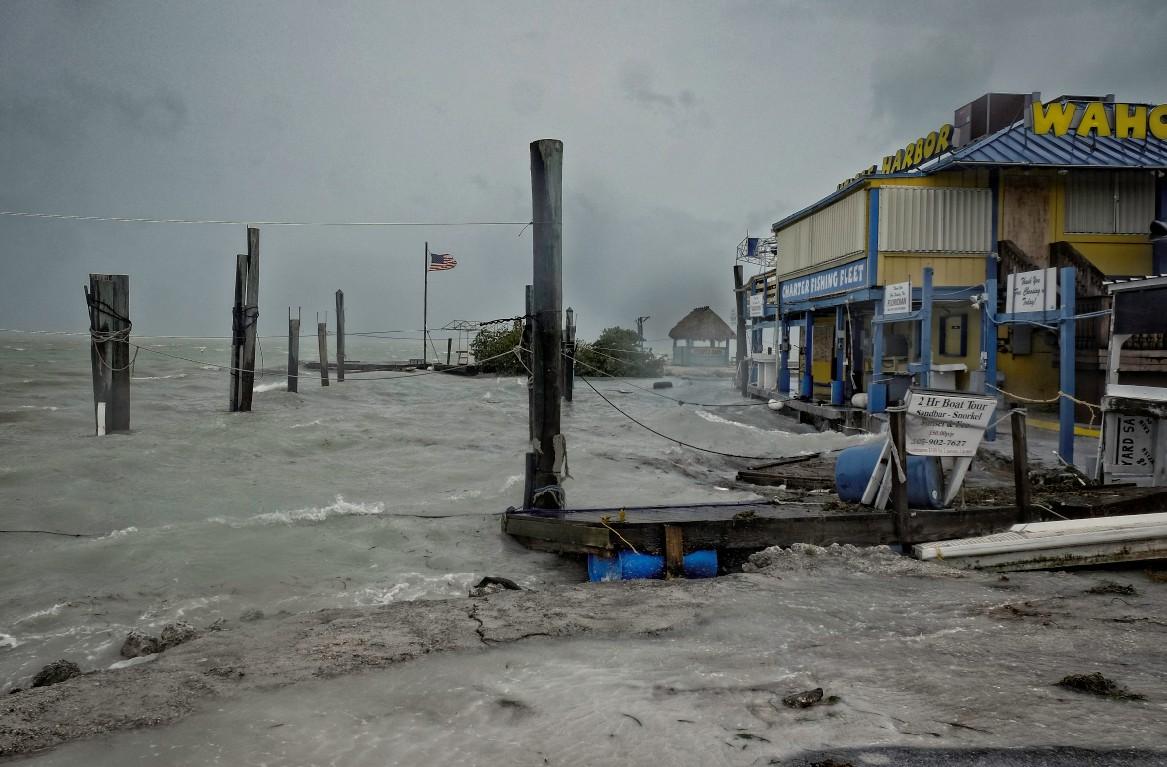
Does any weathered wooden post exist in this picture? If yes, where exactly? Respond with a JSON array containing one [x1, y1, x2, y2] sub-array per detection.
[[734, 265, 748, 397], [446, 337, 453, 365], [317, 315, 330, 387], [563, 306, 576, 402], [335, 290, 345, 383], [529, 139, 564, 509], [85, 274, 131, 434], [229, 227, 260, 412], [889, 407, 910, 547], [1011, 406, 1035, 522], [287, 306, 300, 393], [664, 525, 684, 579]]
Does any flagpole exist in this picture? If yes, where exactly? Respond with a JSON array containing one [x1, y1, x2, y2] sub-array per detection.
[[423, 241, 429, 363]]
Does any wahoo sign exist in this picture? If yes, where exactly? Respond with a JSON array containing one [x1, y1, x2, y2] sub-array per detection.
[[780, 260, 868, 302]]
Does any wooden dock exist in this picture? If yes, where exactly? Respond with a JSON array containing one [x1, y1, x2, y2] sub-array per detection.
[[304, 360, 479, 376], [504, 487, 1167, 568]]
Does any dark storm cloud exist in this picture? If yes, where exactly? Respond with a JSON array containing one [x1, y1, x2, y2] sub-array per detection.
[[0, 0, 1164, 341]]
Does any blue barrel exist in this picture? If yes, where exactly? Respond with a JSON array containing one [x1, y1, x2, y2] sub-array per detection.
[[587, 550, 718, 582], [835, 441, 943, 509]]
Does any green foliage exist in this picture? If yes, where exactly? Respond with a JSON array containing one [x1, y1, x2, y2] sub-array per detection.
[[470, 323, 524, 374], [574, 326, 664, 378]]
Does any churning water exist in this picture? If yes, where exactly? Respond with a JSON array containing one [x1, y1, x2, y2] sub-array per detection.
[[0, 331, 861, 691]]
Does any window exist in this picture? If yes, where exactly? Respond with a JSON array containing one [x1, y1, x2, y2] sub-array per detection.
[[1065, 171, 1155, 234]]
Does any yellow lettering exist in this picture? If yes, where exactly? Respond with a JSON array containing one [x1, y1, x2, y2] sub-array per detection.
[[914, 138, 926, 165], [1114, 104, 1147, 139], [1075, 101, 1111, 137], [903, 143, 915, 168], [923, 131, 938, 158], [937, 123, 952, 152], [1150, 105, 1167, 140], [891, 149, 904, 173], [1031, 101, 1076, 136], [881, 156, 894, 174]]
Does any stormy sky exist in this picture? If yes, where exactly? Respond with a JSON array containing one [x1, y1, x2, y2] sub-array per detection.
[[2, 0, 1165, 342]]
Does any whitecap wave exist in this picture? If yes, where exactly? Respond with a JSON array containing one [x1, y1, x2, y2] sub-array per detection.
[[93, 526, 139, 541], [254, 381, 286, 393], [350, 572, 478, 605], [131, 373, 187, 381], [211, 495, 385, 527], [693, 409, 769, 433]]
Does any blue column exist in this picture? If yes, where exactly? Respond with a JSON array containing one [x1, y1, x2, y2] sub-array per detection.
[[918, 267, 934, 389], [983, 276, 998, 441], [870, 298, 886, 413], [1058, 266, 1076, 466], [831, 305, 846, 405], [800, 311, 814, 398], [778, 315, 790, 396]]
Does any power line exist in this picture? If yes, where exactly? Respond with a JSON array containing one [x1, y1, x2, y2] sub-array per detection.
[[0, 210, 533, 228]]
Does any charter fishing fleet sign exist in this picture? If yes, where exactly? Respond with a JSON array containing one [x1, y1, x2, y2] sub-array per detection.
[[904, 391, 996, 457]]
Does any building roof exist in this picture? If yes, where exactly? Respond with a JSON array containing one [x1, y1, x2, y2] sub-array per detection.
[[933, 120, 1167, 171], [668, 306, 735, 341]]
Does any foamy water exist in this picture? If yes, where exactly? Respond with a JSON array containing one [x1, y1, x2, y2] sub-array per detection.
[[0, 332, 863, 690]]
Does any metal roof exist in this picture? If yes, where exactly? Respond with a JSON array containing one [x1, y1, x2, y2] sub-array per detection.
[[1105, 274, 1167, 293], [933, 120, 1167, 171]]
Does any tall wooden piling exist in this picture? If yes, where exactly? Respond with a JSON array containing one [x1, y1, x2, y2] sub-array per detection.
[[563, 307, 576, 402], [229, 227, 260, 412], [1011, 407, 1035, 522], [530, 139, 564, 509], [446, 337, 453, 365], [317, 318, 330, 387], [288, 307, 300, 393], [733, 265, 748, 397], [889, 407, 910, 546], [335, 290, 345, 383], [85, 274, 131, 434]]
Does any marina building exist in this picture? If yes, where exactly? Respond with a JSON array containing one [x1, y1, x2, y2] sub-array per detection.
[[741, 92, 1167, 429]]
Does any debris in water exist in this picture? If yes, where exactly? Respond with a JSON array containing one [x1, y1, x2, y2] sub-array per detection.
[[652, 381, 673, 390], [1055, 672, 1145, 701], [159, 621, 200, 650], [120, 629, 162, 658], [470, 576, 522, 597], [1085, 581, 1138, 596], [31, 659, 82, 688], [781, 687, 824, 708], [239, 608, 265, 622]]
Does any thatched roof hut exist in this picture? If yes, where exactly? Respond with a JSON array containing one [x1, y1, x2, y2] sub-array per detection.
[[668, 306, 735, 342]]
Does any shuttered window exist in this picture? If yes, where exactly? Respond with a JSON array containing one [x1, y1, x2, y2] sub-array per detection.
[[1065, 171, 1155, 234]]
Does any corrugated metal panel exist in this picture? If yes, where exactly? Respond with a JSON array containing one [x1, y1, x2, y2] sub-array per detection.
[[1116, 171, 1155, 234], [1067, 171, 1156, 233], [936, 120, 1167, 169], [1066, 173, 1114, 233], [775, 190, 865, 274], [878, 187, 992, 252]]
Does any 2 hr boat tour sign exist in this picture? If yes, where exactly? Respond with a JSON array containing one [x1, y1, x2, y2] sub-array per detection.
[[780, 260, 868, 302], [905, 390, 996, 457]]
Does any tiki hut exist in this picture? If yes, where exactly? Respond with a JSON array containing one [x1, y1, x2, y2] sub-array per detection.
[[668, 306, 735, 366]]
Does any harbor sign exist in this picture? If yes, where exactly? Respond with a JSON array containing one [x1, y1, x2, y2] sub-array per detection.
[[905, 390, 996, 457]]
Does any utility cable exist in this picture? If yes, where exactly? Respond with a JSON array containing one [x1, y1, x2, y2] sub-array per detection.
[[0, 210, 534, 228]]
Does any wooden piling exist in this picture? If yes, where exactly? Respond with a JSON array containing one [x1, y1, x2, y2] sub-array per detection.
[[85, 274, 131, 434], [446, 337, 453, 365], [530, 139, 564, 509], [1011, 407, 1035, 522], [664, 525, 684, 579], [733, 265, 748, 397], [287, 307, 300, 393], [889, 408, 910, 547], [317, 319, 330, 387], [522, 451, 536, 509], [335, 290, 345, 383], [523, 284, 534, 438], [229, 227, 260, 412], [563, 306, 576, 402]]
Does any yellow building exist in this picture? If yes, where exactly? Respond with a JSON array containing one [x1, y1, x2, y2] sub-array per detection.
[[742, 92, 1167, 428]]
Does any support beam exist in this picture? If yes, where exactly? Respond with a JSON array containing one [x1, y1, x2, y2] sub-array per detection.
[[446, 337, 452, 365], [832, 305, 846, 405], [334, 289, 345, 382], [229, 227, 260, 412], [890, 407, 910, 547], [664, 525, 684, 579], [917, 266, 933, 390], [287, 307, 300, 393], [870, 297, 886, 413], [1058, 266, 1076, 466], [530, 139, 564, 509], [983, 275, 998, 441], [733, 265, 748, 397], [777, 315, 790, 396], [563, 306, 576, 402], [800, 312, 813, 399], [86, 274, 131, 434]]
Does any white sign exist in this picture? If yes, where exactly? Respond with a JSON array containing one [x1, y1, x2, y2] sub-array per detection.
[[883, 280, 912, 316], [1005, 268, 1058, 314], [905, 390, 996, 457], [749, 293, 765, 318], [1113, 415, 1154, 468]]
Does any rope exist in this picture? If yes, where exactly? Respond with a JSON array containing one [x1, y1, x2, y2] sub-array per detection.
[[579, 377, 780, 461], [598, 517, 640, 554], [986, 384, 1100, 426], [0, 209, 534, 228], [86, 291, 139, 373], [0, 529, 98, 538]]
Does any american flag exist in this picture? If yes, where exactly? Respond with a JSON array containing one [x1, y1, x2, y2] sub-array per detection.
[[428, 252, 457, 271]]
